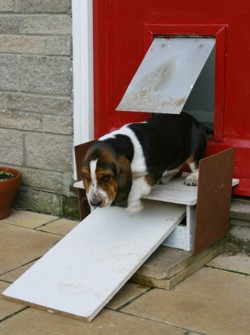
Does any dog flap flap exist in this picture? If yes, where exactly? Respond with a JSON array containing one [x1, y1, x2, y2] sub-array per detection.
[[116, 37, 215, 114]]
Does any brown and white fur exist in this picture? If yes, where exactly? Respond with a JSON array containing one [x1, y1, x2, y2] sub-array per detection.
[[81, 113, 213, 214]]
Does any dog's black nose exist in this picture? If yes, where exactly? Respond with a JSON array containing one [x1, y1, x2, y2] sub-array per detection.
[[90, 199, 102, 207]]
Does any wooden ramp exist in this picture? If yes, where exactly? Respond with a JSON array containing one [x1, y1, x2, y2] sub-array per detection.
[[2, 200, 185, 322]]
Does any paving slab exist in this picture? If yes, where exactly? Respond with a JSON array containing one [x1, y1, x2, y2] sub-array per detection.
[[0, 261, 37, 283], [208, 252, 250, 275], [1, 210, 58, 229], [0, 306, 186, 335], [122, 267, 250, 335], [107, 283, 150, 310], [37, 218, 79, 236], [0, 223, 60, 275], [0, 281, 26, 321]]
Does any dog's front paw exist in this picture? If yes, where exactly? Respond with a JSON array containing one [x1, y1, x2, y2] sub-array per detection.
[[126, 200, 144, 215], [157, 176, 169, 185], [184, 173, 198, 186]]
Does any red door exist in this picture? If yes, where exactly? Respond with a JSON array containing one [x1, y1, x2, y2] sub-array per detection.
[[93, 0, 250, 196]]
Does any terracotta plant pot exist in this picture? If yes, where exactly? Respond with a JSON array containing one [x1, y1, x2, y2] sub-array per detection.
[[0, 167, 21, 220]]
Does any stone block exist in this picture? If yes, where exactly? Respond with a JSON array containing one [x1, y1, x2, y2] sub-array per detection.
[[20, 56, 72, 95], [24, 132, 72, 172], [22, 15, 71, 35], [229, 225, 250, 254], [19, 168, 73, 196], [16, 0, 71, 13], [230, 197, 250, 221], [0, 0, 15, 12], [42, 114, 72, 135], [14, 186, 62, 216], [0, 15, 21, 34], [0, 93, 5, 108], [0, 129, 24, 165], [46, 36, 71, 55], [18, 167, 64, 193], [61, 194, 80, 219], [0, 35, 46, 54], [0, 55, 18, 91], [0, 110, 42, 131], [4, 93, 72, 115]]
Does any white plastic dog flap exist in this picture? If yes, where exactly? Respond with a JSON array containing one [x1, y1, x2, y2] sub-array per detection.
[[116, 37, 215, 114]]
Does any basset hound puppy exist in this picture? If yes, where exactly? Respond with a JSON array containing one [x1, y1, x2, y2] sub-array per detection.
[[81, 112, 213, 214]]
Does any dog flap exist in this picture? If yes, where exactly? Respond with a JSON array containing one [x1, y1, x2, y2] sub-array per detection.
[[116, 37, 215, 114]]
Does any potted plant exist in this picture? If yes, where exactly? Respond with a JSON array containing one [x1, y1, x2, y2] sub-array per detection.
[[0, 166, 21, 219]]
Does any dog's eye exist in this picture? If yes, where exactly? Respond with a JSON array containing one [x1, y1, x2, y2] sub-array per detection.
[[102, 175, 110, 183]]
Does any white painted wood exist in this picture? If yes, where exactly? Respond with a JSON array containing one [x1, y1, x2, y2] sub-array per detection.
[[162, 205, 196, 251], [162, 225, 189, 250], [116, 38, 215, 114], [186, 205, 196, 250], [143, 174, 198, 206], [2, 200, 185, 321], [72, 0, 94, 179], [72, 0, 94, 145], [72, 0, 94, 178], [74, 180, 84, 189]]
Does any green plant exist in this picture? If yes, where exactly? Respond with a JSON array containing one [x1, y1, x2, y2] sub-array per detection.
[[0, 170, 15, 182]]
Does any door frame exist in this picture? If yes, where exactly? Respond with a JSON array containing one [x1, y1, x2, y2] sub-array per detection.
[[72, 0, 94, 147]]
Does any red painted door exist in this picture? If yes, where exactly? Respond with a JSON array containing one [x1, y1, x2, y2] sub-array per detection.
[[93, 0, 250, 196]]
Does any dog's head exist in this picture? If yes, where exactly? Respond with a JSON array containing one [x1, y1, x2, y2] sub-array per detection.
[[81, 142, 132, 208]]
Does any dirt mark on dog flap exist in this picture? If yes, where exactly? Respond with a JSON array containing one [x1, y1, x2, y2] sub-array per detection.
[[118, 56, 184, 111]]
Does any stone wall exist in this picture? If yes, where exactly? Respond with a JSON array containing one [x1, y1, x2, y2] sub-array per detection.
[[0, 1, 78, 217]]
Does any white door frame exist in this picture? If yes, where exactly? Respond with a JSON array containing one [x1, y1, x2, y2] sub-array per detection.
[[72, 0, 94, 147]]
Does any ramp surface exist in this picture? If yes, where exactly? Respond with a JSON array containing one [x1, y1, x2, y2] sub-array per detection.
[[2, 200, 185, 321]]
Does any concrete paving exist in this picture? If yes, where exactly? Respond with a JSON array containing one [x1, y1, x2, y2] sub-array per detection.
[[1, 210, 250, 335]]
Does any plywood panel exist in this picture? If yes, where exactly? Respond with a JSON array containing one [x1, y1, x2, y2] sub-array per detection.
[[3, 200, 185, 321], [194, 148, 235, 254]]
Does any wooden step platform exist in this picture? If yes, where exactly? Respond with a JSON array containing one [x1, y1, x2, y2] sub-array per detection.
[[2, 148, 238, 322]]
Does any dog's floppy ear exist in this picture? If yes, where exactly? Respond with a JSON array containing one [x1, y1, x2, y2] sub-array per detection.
[[112, 155, 132, 208]]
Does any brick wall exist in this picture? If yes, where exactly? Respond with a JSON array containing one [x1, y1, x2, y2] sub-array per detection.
[[0, 0, 78, 217]]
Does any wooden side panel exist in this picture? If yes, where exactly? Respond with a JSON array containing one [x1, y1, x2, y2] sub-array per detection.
[[74, 141, 95, 220], [194, 148, 235, 254]]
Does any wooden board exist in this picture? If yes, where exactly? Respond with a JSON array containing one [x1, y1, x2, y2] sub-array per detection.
[[144, 174, 198, 206], [194, 148, 235, 254], [2, 200, 185, 322], [74, 141, 95, 220]]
